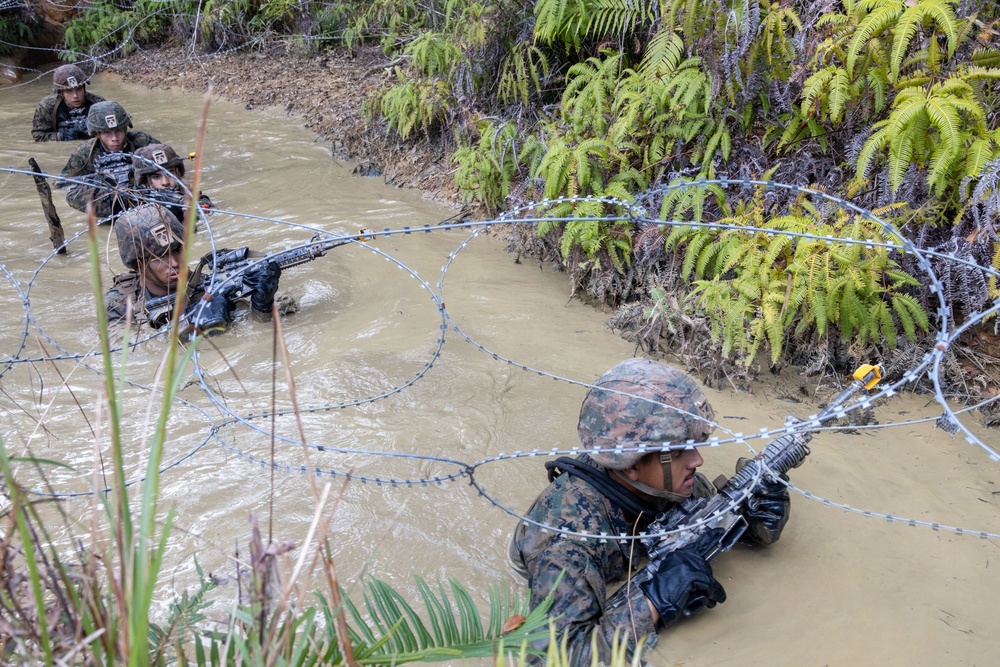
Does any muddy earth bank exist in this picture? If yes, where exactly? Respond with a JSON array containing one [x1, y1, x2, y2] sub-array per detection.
[[110, 44, 464, 209]]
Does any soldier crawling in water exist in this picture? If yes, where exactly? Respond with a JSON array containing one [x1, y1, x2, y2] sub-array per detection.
[[129, 143, 213, 224], [106, 203, 281, 333], [31, 64, 105, 143], [58, 100, 159, 219], [510, 358, 792, 666]]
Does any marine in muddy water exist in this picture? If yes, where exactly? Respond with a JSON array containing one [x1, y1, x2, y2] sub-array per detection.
[[106, 203, 281, 332], [31, 64, 105, 143], [59, 100, 159, 218], [130, 143, 213, 222], [509, 357, 790, 666]]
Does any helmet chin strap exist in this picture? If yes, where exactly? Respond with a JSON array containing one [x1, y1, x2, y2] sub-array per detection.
[[611, 451, 689, 504], [141, 267, 171, 293]]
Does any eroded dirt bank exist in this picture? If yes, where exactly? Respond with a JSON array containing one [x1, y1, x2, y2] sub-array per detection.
[[111, 44, 466, 210]]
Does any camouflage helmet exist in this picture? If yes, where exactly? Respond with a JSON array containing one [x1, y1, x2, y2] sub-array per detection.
[[133, 144, 185, 183], [52, 64, 88, 92], [87, 100, 132, 134], [578, 358, 715, 470], [115, 204, 184, 270]]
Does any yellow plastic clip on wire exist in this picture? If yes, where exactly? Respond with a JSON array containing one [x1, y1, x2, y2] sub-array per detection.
[[853, 364, 882, 390], [358, 228, 373, 242], [188, 152, 197, 160]]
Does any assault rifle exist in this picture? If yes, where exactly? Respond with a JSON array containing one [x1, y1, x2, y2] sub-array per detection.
[[92, 151, 134, 188], [134, 187, 187, 209], [609, 364, 882, 607], [57, 107, 89, 141], [124, 187, 210, 213], [144, 230, 370, 331]]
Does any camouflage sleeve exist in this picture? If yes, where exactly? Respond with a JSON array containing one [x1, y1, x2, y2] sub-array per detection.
[[60, 143, 92, 180], [526, 537, 657, 667], [60, 141, 112, 214], [105, 285, 129, 322], [105, 274, 142, 322], [32, 96, 59, 142], [65, 178, 117, 217], [128, 131, 161, 149]]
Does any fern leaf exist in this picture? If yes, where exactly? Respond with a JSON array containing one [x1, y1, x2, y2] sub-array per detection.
[[965, 138, 997, 178], [847, 3, 903, 78], [829, 67, 851, 122], [867, 69, 890, 112], [855, 122, 891, 179], [800, 67, 835, 117], [640, 29, 686, 76]]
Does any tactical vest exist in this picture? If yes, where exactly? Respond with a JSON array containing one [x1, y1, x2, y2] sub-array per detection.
[[107, 272, 148, 325]]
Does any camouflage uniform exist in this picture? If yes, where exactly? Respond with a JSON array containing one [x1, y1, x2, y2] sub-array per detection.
[[511, 457, 715, 667], [32, 91, 105, 142], [131, 143, 213, 222], [104, 271, 208, 327], [105, 203, 198, 327], [105, 204, 282, 333], [105, 272, 153, 324], [510, 358, 721, 667], [59, 131, 159, 217]]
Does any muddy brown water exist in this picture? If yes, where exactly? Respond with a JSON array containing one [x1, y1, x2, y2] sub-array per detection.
[[1, 74, 998, 665]]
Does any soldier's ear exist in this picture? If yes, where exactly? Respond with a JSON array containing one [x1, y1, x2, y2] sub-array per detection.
[[620, 465, 641, 481]]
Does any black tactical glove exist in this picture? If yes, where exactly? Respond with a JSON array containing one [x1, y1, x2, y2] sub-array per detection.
[[58, 109, 88, 141], [183, 290, 234, 338], [58, 126, 79, 141], [243, 261, 281, 314], [639, 530, 727, 627], [739, 459, 791, 545]]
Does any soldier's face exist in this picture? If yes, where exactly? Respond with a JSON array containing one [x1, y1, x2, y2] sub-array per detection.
[[61, 86, 86, 108], [141, 249, 183, 294], [147, 169, 182, 190], [668, 446, 704, 496], [98, 128, 126, 152], [639, 446, 703, 497]]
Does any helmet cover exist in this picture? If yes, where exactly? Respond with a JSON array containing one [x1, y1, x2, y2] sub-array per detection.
[[52, 64, 87, 92], [115, 203, 184, 270], [578, 358, 715, 470], [133, 144, 185, 183], [86, 100, 132, 134]]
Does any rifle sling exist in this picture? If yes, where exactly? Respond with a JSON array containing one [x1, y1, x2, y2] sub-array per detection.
[[545, 456, 658, 526]]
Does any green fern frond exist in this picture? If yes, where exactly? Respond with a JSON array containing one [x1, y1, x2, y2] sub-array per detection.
[[892, 293, 929, 339], [855, 122, 891, 179], [681, 230, 714, 278], [534, 0, 587, 50], [847, 3, 904, 78], [890, 0, 959, 81], [965, 138, 997, 177], [971, 48, 1000, 68], [801, 67, 833, 116], [640, 29, 686, 76], [584, 0, 655, 41]]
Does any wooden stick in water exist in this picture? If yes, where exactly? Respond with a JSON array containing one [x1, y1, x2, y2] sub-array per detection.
[[28, 157, 66, 254]]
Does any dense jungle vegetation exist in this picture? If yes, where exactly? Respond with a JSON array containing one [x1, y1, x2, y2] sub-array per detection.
[[9, 0, 1000, 383]]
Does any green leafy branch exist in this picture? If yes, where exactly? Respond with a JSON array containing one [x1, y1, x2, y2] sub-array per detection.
[[665, 194, 928, 366]]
